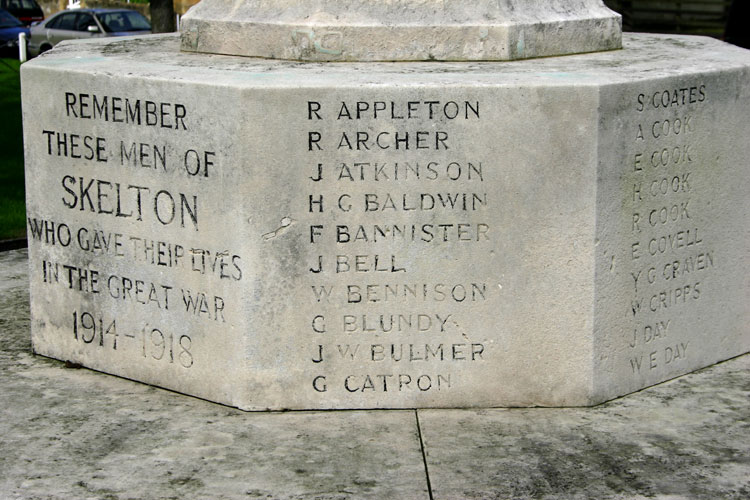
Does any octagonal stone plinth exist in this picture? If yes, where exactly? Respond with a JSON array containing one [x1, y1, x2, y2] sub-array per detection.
[[22, 33, 750, 410], [179, 0, 622, 61]]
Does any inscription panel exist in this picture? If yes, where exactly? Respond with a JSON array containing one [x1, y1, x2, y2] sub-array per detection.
[[24, 76, 248, 406], [594, 74, 750, 400], [267, 87, 599, 408]]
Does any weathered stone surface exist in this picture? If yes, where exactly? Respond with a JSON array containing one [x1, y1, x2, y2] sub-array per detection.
[[21, 33, 750, 410], [180, 0, 622, 61], [1, 249, 749, 499], [420, 355, 750, 499]]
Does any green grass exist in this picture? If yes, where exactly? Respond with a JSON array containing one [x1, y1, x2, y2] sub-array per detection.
[[0, 58, 26, 241]]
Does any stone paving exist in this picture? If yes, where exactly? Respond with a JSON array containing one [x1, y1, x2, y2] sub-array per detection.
[[1, 249, 748, 499]]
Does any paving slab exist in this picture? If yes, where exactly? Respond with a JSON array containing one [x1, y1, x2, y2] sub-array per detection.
[[419, 356, 750, 499], [0, 253, 428, 500]]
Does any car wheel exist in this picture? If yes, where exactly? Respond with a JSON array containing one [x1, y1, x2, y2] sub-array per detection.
[[39, 44, 51, 54]]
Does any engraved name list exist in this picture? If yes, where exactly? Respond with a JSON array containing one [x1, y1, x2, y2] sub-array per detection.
[[303, 98, 492, 396]]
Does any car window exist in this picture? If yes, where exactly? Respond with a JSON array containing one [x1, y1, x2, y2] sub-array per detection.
[[75, 12, 97, 32], [96, 11, 150, 32], [49, 12, 77, 30], [45, 14, 60, 29], [20, 0, 37, 8]]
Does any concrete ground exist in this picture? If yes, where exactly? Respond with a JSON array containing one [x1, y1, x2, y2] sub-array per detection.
[[1, 248, 748, 500]]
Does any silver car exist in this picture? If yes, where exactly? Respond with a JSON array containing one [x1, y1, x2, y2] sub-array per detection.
[[28, 8, 150, 57]]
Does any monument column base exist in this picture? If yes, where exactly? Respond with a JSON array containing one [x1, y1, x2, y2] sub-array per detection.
[[22, 33, 750, 410]]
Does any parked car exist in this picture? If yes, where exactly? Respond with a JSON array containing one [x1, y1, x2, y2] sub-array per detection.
[[0, 8, 28, 57], [28, 8, 150, 57], [0, 0, 42, 26]]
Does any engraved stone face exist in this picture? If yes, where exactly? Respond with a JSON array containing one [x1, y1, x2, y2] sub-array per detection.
[[22, 34, 750, 410], [179, 0, 622, 61]]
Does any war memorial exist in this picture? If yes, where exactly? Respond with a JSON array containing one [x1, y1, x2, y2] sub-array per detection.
[[20, 0, 749, 411]]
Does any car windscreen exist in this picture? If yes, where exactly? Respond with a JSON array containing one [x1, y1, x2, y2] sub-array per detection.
[[0, 9, 22, 27], [96, 11, 150, 32]]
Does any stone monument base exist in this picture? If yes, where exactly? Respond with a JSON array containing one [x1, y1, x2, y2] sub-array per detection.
[[22, 33, 750, 410]]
